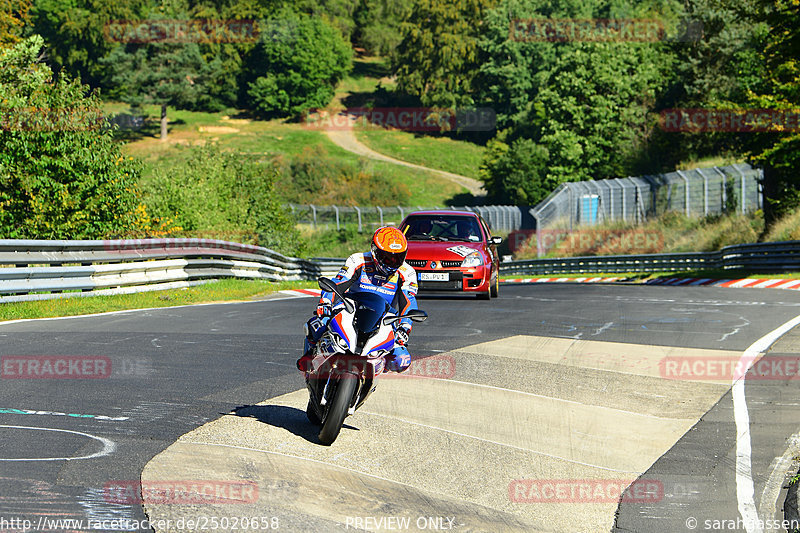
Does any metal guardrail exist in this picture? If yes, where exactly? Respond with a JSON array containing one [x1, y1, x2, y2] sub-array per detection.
[[0, 239, 796, 303], [499, 241, 800, 276], [0, 239, 341, 303]]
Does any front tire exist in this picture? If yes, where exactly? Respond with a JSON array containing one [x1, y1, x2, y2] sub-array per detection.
[[490, 271, 499, 298], [318, 375, 357, 445], [306, 400, 321, 426]]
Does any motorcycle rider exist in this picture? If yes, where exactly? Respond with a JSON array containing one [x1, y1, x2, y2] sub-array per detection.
[[297, 226, 419, 373]]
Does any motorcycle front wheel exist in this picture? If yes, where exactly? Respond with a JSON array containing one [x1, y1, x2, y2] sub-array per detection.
[[318, 374, 357, 445]]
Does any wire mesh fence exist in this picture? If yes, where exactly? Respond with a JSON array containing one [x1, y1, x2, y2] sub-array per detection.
[[286, 204, 533, 233], [528, 163, 762, 256]]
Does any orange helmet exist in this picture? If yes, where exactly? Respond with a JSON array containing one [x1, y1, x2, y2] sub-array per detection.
[[371, 226, 408, 276]]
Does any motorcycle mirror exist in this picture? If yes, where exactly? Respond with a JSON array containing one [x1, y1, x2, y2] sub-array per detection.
[[406, 310, 428, 322], [317, 276, 355, 314], [381, 309, 428, 326]]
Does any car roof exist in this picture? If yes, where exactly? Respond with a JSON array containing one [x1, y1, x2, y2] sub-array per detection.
[[405, 210, 479, 217]]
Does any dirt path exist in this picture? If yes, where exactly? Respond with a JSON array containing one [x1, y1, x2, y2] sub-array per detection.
[[324, 111, 487, 197]]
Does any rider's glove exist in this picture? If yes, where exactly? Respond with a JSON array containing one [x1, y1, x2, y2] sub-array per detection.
[[394, 325, 410, 346], [316, 298, 332, 318], [386, 351, 411, 372]]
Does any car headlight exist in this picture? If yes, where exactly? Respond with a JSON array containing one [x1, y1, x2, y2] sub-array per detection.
[[461, 252, 483, 268]]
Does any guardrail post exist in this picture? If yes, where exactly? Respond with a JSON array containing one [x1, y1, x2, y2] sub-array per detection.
[[333, 205, 340, 230], [376, 206, 383, 227], [354, 206, 362, 232], [310, 204, 317, 228], [397, 206, 404, 222]]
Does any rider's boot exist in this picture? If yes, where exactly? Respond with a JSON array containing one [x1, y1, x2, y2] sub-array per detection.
[[296, 338, 315, 372]]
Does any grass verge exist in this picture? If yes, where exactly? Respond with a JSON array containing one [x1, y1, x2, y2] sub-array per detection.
[[354, 127, 485, 180], [0, 279, 316, 322]]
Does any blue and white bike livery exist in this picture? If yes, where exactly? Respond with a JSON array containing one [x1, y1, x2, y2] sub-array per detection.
[[305, 277, 427, 445]]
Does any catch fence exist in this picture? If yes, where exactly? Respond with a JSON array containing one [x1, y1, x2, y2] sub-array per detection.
[[529, 163, 762, 256]]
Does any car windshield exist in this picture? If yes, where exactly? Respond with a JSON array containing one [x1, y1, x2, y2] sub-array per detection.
[[401, 215, 482, 242]]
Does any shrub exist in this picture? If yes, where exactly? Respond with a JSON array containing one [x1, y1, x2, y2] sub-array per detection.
[[141, 144, 305, 256], [0, 35, 142, 239]]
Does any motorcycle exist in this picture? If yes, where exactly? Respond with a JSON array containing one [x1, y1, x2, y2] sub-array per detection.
[[304, 276, 428, 445]]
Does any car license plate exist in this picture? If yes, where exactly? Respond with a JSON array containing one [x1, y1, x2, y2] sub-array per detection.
[[420, 272, 449, 281]]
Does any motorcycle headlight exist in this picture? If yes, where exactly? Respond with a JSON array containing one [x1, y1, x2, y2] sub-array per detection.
[[461, 252, 483, 268], [331, 332, 349, 351]]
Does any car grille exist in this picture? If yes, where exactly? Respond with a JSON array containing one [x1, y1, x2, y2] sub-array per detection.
[[407, 260, 427, 268], [441, 260, 462, 268]]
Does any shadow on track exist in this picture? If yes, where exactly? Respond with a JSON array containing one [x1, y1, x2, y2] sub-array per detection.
[[230, 404, 359, 444]]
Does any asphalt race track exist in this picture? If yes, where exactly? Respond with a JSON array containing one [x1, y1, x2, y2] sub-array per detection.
[[1, 283, 800, 532]]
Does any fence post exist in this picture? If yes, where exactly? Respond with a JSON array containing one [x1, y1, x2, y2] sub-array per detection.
[[398, 206, 404, 222], [333, 205, 340, 230], [676, 170, 690, 216], [732, 166, 747, 213], [377, 206, 383, 226], [310, 204, 317, 228], [696, 168, 709, 215], [354, 206, 362, 232], [713, 167, 727, 211]]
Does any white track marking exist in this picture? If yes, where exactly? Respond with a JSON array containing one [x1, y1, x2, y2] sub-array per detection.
[[733, 314, 800, 533], [0, 425, 115, 461]]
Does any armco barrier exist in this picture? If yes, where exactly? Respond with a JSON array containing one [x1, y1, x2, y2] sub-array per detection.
[[0, 239, 797, 303], [499, 241, 800, 276], [0, 239, 340, 303]]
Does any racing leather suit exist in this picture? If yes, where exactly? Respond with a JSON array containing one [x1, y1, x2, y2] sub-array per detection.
[[303, 252, 419, 372]]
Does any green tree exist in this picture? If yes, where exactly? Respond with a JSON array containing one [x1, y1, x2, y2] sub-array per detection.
[[29, 0, 150, 87], [393, 0, 498, 108], [475, 0, 678, 204], [352, 0, 413, 55], [0, 0, 31, 45], [0, 35, 141, 238], [102, 39, 224, 140], [241, 8, 352, 117], [746, 0, 800, 223]]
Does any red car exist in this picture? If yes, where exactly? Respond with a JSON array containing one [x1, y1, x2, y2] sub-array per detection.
[[398, 210, 502, 299]]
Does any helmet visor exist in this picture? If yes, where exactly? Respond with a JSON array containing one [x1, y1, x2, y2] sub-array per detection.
[[374, 246, 406, 272]]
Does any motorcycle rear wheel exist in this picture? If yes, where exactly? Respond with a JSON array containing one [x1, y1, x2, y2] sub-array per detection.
[[318, 375, 357, 445]]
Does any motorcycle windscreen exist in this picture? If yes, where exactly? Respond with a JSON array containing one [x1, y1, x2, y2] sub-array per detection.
[[349, 291, 391, 333]]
